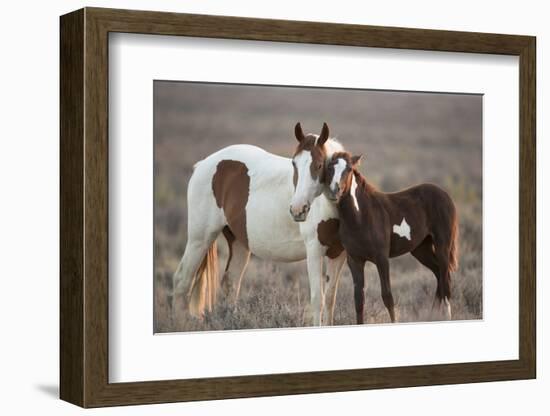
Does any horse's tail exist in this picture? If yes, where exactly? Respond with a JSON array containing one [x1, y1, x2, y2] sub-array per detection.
[[448, 213, 459, 273], [188, 240, 219, 317]]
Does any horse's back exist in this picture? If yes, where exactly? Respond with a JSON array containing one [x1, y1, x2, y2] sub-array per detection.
[[188, 144, 290, 203], [190, 144, 307, 261], [194, 144, 288, 175]]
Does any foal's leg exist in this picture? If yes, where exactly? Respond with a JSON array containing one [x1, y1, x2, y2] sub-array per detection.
[[323, 251, 346, 325], [434, 246, 452, 320], [220, 230, 251, 304], [411, 237, 439, 278], [347, 256, 366, 324], [375, 257, 396, 323], [411, 237, 445, 318]]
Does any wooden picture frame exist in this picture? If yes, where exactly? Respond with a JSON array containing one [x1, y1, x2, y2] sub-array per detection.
[[60, 7, 536, 408]]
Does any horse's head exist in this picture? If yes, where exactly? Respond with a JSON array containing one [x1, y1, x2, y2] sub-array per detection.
[[325, 152, 363, 203], [289, 122, 330, 222]]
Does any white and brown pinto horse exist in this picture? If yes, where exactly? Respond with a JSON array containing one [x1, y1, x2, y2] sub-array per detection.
[[172, 123, 346, 325], [325, 152, 459, 324]]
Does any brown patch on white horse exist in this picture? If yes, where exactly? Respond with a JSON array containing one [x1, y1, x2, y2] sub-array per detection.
[[317, 218, 344, 259], [212, 160, 250, 248]]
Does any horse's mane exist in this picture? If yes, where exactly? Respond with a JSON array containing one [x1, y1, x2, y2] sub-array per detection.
[[324, 137, 345, 156]]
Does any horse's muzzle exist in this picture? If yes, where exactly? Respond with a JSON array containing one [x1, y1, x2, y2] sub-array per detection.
[[290, 204, 310, 222], [292, 213, 307, 222]]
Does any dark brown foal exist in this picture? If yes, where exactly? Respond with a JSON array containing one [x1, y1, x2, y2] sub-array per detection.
[[325, 152, 459, 324]]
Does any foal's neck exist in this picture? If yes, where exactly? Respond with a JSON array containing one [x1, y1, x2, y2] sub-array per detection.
[[339, 171, 374, 216], [351, 170, 374, 195]]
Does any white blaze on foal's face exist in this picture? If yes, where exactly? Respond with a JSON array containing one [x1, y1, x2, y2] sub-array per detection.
[[329, 158, 347, 198], [327, 155, 360, 211]]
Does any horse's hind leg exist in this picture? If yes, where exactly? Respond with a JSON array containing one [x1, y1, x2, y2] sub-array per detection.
[[172, 240, 209, 322], [375, 257, 396, 323], [172, 221, 224, 323], [323, 251, 346, 325], [220, 227, 251, 304], [347, 256, 366, 324]]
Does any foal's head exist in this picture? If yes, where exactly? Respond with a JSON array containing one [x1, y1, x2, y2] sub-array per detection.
[[325, 152, 363, 203], [289, 122, 330, 221]]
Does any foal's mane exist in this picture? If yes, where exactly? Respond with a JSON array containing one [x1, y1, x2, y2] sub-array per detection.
[[331, 151, 353, 164], [331, 151, 378, 193]]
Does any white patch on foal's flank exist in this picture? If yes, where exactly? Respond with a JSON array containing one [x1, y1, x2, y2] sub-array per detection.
[[393, 217, 411, 240]]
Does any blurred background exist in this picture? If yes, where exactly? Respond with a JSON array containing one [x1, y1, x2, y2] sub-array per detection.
[[154, 81, 482, 332]]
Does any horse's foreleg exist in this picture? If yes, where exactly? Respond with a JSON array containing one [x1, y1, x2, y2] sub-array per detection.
[[323, 251, 346, 325], [375, 257, 396, 323], [347, 256, 366, 324], [305, 245, 325, 326]]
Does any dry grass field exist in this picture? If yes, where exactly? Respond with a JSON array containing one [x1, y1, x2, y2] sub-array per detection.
[[154, 81, 482, 333]]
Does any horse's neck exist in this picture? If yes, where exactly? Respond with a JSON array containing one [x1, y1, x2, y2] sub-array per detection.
[[310, 191, 339, 219]]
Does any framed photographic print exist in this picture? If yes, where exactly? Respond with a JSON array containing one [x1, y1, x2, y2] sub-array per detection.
[[60, 7, 536, 408]]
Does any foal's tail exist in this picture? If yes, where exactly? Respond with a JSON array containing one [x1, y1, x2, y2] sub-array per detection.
[[189, 241, 219, 317], [448, 214, 459, 273]]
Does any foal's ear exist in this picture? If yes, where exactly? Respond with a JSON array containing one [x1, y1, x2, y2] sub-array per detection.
[[351, 154, 363, 167], [317, 122, 329, 146], [294, 122, 305, 143]]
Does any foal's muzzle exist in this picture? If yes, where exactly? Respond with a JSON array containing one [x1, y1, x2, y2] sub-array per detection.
[[327, 185, 339, 201]]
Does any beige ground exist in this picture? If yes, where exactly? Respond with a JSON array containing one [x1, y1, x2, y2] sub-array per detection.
[[153, 82, 482, 332]]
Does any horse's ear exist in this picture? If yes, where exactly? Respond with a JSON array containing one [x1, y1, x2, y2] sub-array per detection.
[[294, 122, 305, 143], [351, 154, 363, 167], [317, 122, 329, 146]]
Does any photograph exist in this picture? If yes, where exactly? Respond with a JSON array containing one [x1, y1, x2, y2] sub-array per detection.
[[154, 81, 483, 333], [51, 4, 540, 409]]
